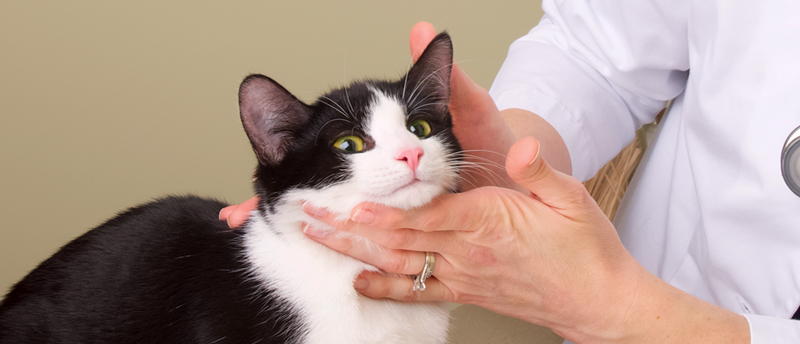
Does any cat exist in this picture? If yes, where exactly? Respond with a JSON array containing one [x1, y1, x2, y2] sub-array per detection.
[[0, 32, 460, 344]]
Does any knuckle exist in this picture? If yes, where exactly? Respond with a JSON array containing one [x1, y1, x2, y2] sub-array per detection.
[[381, 254, 411, 274], [331, 233, 356, 253], [451, 291, 471, 304], [424, 214, 448, 232], [383, 230, 414, 249], [400, 287, 421, 302], [371, 278, 395, 299], [466, 246, 498, 267], [563, 178, 592, 202], [449, 287, 478, 305], [381, 210, 406, 229]]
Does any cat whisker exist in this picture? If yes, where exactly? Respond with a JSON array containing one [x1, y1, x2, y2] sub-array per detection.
[[343, 88, 357, 121], [410, 101, 449, 116], [407, 62, 453, 101], [456, 150, 512, 169], [339, 50, 358, 118], [314, 118, 353, 145], [455, 164, 505, 188], [449, 155, 508, 188], [318, 96, 355, 120], [453, 173, 480, 191], [455, 156, 507, 173], [406, 63, 454, 107], [458, 149, 510, 160]]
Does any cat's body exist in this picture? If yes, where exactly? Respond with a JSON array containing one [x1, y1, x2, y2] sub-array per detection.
[[0, 33, 459, 343], [0, 196, 303, 343]]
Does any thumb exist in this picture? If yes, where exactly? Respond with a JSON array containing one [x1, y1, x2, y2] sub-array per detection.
[[408, 22, 481, 115], [409, 22, 437, 62], [506, 137, 588, 209]]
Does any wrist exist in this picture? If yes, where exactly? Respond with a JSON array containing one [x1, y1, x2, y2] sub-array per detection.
[[562, 261, 751, 344]]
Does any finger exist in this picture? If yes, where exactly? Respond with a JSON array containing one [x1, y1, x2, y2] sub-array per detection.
[[304, 197, 486, 235], [410, 21, 437, 62], [351, 196, 490, 234], [223, 196, 260, 229], [303, 223, 455, 276], [505, 137, 589, 209], [303, 203, 472, 253], [219, 205, 236, 221], [355, 271, 457, 303]]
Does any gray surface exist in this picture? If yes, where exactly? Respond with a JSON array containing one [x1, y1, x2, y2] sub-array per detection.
[[447, 305, 563, 344]]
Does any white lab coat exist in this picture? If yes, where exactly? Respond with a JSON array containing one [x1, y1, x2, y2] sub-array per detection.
[[489, 0, 800, 342]]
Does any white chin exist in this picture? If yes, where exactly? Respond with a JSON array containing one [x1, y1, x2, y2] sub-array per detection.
[[372, 182, 446, 210]]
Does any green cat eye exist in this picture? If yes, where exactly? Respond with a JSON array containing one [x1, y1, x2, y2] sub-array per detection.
[[333, 135, 365, 153], [409, 119, 432, 138]]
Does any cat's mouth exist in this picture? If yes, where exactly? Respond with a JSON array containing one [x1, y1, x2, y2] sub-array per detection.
[[366, 177, 426, 198], [394, 177, 426, 192]]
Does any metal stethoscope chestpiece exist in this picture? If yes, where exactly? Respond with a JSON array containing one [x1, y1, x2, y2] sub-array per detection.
[[782, 125, 800, 197]]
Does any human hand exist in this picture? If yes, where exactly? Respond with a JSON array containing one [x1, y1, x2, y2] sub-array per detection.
[[301, 136, 627, 340], [218, 196, 259, 229], [301, 136, 749, 344], [410, 22, 522, 192]]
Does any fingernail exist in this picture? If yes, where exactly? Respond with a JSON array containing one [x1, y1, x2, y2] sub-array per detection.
[[354, 276, 370, 290], [527, 144, 541, 167], [351, 208, 375, 224], [302, 223, 328, 239], [218, 207, 233, 221], [303, 202, 329, 217]]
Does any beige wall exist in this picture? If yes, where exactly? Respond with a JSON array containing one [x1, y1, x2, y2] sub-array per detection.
[[0, 1, 544, 295]]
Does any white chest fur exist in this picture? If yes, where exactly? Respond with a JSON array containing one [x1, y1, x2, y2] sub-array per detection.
[[242, 204, 450, 344]]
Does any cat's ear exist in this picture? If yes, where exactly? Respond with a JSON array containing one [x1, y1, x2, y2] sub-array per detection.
[[405, 32, 453, 109], [238, 74, 312, 166]]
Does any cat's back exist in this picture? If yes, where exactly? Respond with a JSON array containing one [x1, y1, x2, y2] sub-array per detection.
[[0, 195, 302, 344]]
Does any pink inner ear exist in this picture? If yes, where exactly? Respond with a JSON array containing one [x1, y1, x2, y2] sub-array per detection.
[[395, 147, 424, 172], [238, 74, 311, 166]]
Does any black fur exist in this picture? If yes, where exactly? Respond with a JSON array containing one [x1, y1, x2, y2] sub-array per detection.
[[0, 32, 457, 343], [243, 34, 458, 210], [0, 196, 302, 343]]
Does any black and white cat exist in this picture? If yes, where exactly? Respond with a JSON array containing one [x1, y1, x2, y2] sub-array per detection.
[[0, 33, 460, 343]]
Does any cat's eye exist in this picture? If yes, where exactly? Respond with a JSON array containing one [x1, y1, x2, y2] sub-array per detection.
[[333, 135, 366, 153], [409, 120, 432, 138]]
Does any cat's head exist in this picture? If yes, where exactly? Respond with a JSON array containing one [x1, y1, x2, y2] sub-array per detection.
[[238, 33, 460, 213]]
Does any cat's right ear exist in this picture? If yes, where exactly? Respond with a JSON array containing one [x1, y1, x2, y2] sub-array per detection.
[[239, 74, 312, 166]]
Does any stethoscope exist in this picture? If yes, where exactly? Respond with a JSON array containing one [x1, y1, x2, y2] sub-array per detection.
[[782, 125, 800, 197]]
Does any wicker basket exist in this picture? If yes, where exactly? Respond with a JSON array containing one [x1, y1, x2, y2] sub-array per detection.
[[582, 109, 664, 220]]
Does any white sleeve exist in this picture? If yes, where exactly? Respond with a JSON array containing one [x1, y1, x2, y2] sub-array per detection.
[[489, 0, 690, 181], [561, 315, 800, 344], [744, 314, 800, 344]]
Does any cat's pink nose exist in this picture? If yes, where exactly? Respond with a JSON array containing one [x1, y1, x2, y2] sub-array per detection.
[[395, 147, 424, 172]]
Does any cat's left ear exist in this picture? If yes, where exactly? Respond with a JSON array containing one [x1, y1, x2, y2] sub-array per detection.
[[239, 74, 312, 166], [404, 32, 453, 111]]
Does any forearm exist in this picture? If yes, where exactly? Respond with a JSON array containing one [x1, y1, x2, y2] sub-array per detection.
[[621, 269, 748, 343], [551, 260, 750, 344]]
